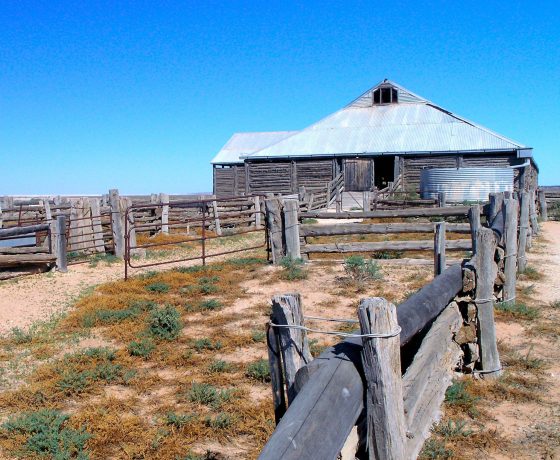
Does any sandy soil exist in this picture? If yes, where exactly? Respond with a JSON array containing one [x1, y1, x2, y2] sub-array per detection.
[[485, 221, 560, 459]]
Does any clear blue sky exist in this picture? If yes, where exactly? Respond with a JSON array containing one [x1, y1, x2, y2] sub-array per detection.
[[1, 1, 559, 194]]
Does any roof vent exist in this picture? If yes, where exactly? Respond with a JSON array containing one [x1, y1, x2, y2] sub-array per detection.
[[373, 85, 398, 105]]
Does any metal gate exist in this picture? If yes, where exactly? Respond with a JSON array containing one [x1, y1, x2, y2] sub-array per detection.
[[124, 195, 268, 279]]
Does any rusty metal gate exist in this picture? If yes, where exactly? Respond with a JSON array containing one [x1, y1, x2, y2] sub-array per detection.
[[124, 195, 268, 279]]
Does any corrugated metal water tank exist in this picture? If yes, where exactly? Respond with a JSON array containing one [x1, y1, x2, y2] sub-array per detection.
[[420, 167, 514, 202]]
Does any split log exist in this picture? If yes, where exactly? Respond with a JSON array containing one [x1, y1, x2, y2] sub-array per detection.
[[0, 254, 57, 267], [434, 222, 446, 276], [283, 199, 301, 260], [517, 191, 530, 273], [301, 206, 472, 219], [302, 239, 471, 254], [300, 223, 470, 237], [0, 247, 49, 255], [402, 303, 463, 459], [538, 190, 548, 221], [502, 197, 519, 303], [265, 198, 284, 264], [0, 224, 50, 238]]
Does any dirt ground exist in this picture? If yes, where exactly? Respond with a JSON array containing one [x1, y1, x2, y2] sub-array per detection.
[[0, 222, 558, 459]]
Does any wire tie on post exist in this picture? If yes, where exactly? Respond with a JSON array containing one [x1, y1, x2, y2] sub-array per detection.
[[269, 322, 401, 339]]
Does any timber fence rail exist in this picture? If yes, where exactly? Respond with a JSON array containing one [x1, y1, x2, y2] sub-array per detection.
[[123, 194, 268, 279], [259, 189, 537, 460], [0, 223, 56, 279]]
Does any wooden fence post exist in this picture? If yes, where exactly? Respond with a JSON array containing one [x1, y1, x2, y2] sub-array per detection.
[[437, 192, 447, 208], [517, 191, 530, 273], [434, 222, 446, 276], [267, 324, 287, 424], [265, 198, 284, 264], [336, 188, 342, 212], [271, 293, 312, 404], [468, 204, 481, 255], [160, 193, 169, 234], [363, 191, 370, 212], [538, 190, 548, 222], [109, 189, 124, 257], [502, 196, 519, 304], [474, 227, 502, 378], [488, 192, 504, 229], [89, 198, 106, 253], [358, 298, 406, 460], [529, 190, 539, 236], [211, 198, 222, 236], [55, 215, 67, 272], [123, 197, 137, 253], [254, 195, 261, 228], [283, 199, 301, 260]]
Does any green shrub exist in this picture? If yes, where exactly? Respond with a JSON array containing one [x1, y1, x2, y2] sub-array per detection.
[[80, 347, 115, 361], [145, 282, 170, 293], [89, 253, 120, 267], [246, 359, 270, 383], [495, 301, 539, 320], [208, 360, 232, 373], [419, 438, 453, 459], [128, 339, 155, 359], [343, 255, 383, 283], [10, 327, 32, 344], [445, 380, 479, 416], [521, 266, 543, 281], [148, 305, 182, 340], [193, 338, 222, 352], [188, 383, 232, 407], [57, 370, 90, 395], [199, 299, 222, 311], [204, 412, 233, 429], [371, 250, 403, 260], [309, 339, 327, 357], [434, 419, 473, 438], [165, 411, 197, 428], [280, 257, 307, 280], [175, 265, 207, 274], [2, 409, 90, 459], [251, 330, 266, 343]]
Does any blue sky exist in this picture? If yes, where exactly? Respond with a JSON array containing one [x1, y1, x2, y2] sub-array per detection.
[[1, 1, 559, 194]]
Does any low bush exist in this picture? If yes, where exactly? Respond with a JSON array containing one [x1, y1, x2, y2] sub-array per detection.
[[251, 329, 266, 343], [148, 305, 182, 340], [193, 338, 222, 352], [145, 282, 170, 293], [208, 360, 232, 373], [165, 411, 197, 428], [246, 359, 270, 383], [495, 301, 538, 320], [204, 412, 233, 429], [343, 255, 383, 285], [2, 409, 90, 459], [10, 327, 32, 344], [445, 380, 479, 417], [128, 338, 155, 359], [188, 383, 232, 408], [280, 257, 308, 281]]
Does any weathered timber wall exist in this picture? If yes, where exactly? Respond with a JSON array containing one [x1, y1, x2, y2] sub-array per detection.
[[213, 165, 247, 198]]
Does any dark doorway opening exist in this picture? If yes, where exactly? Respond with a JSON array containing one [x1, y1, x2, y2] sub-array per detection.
[[374, 156, 395, 189]]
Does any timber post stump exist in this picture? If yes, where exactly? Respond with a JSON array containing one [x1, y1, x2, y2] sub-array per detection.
[[358, 297, 406, 460]]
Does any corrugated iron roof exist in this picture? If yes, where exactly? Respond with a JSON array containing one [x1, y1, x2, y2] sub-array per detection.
[[242, 81, 528, 159], [211, 131, 298, 164]]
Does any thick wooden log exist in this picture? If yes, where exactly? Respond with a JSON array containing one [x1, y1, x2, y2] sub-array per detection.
[[403, 303, 463, 459], [283, 199, 301, 260], [271, 294, 312, 404], [267, 324, 287, 424], [302, 239, 471, 254], [488, 193, 503, 228], [259, 264, 463, 460], [363, 191, 370, 212], [301, 206, 471, 219], [517, 191, 530, 273], [503, 197, 519, 303], [0, 265, 51, 280], [538, 190, 548, 221], [474, 227, 502, 378], [0, 254, 57, 267], [437, 191, 447, 208], [109, 189, 124, 257], [0, 224, 50, 238], [0, 247, 50, 255], [434, 222, 446, 276], [300, 222, 470, 237], [265, 198, 284, 264], [358, 298, 406, 460]]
